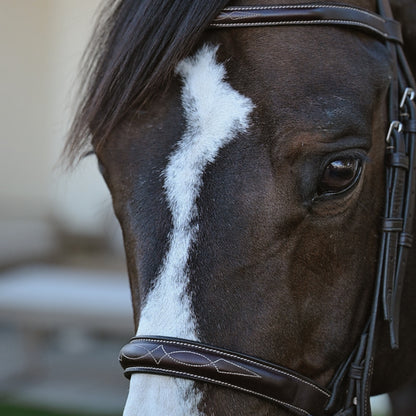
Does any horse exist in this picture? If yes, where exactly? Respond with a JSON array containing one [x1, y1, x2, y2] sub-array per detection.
[[65, 0, 416, 414]]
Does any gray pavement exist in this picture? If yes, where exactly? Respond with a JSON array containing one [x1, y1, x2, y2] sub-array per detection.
[[0, 325, 129, 415], [0, 263, 132, 415]]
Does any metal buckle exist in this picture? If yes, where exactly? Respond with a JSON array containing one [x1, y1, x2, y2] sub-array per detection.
[[386, 120, 403, 144], [400, 88, 415, 109]]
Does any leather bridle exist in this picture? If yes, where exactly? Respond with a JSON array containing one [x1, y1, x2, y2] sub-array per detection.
[[119, 1, 416, 415]]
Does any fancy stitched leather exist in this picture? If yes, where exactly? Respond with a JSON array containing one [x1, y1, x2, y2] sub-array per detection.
[[120, 337, 330, 416], [211, 4, 403, 43]]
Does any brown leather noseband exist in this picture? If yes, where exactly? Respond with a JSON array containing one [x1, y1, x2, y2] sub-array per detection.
[[120, 337, 330, 416], [120, 2, 416, 415]]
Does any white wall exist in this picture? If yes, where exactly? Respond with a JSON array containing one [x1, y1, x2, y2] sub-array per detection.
[[1, 1, 52, 216], [0, 0, 120, 263]]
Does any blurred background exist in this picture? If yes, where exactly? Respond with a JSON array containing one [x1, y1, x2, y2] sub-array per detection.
[[0, 1, 393, 416], [0, 1, 132, 415]]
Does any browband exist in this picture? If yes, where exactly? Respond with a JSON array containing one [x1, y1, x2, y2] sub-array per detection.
[[120, 336, 330, 416], [210, 4, 403, 43]]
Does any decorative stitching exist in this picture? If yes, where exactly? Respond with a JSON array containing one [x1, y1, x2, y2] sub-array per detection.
[[220, 4, 385, 22], [129, 338, 330, 397], [124, 366, 311, 416], [122, 344, 261, 378], [216, 11, 272, 21], [210, 19, 387, 38]]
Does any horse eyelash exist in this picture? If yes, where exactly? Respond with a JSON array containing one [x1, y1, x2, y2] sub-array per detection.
[[327, 150, 371, 165]]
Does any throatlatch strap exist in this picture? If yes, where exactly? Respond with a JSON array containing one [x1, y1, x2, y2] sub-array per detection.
[[120, 337, 330, 416]]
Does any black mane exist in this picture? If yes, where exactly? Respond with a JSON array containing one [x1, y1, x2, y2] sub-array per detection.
[[65, 0, 229, 163]]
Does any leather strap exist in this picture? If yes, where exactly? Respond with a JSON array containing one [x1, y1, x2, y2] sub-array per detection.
[[120, 337, 330, 416], [211, 4, 403, 43], [383, 81, 416, 348]]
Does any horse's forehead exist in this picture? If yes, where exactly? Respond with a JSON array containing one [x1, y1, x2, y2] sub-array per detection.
[[215, 28, 389, 89], [104, 10, 391, 168], [209, 29, 390, 133], [105, 45, 388, 178]]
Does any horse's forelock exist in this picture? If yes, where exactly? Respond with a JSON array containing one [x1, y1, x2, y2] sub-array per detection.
[[64, 0, 230, 165]]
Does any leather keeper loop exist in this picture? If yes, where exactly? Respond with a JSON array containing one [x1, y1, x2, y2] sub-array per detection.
[[386, 152, 409, 169], [383, 218, 404, 232], [399, 232, 413, 247], [384, 19, 403, 43], [349, 364, 364, 380], [404, 119, 416, 133]]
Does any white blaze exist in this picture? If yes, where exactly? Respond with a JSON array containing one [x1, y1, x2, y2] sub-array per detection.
[[123, 44, 254, 416]]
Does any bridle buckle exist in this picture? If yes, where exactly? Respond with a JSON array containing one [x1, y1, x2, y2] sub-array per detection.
[[400, 87, 415, 109], [386, 120, 403, 144]]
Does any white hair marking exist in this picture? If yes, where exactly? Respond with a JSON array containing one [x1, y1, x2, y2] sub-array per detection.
[[123, 44, 254, 416]]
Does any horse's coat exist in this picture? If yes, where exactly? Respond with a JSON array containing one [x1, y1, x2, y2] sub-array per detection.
[[123, 44, 254, 416]]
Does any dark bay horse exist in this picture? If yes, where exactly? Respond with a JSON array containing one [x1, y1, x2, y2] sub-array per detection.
[[66, 0, 416, 414]]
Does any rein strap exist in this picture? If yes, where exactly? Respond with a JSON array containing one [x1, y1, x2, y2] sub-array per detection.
[[120, 336, 330, 416]]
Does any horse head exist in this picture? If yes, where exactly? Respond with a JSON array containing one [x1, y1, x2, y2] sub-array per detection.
[[66, 0, 416, 414]]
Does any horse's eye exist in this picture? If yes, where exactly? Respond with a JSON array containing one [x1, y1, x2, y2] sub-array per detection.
[[317, 158, 362, 197]]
